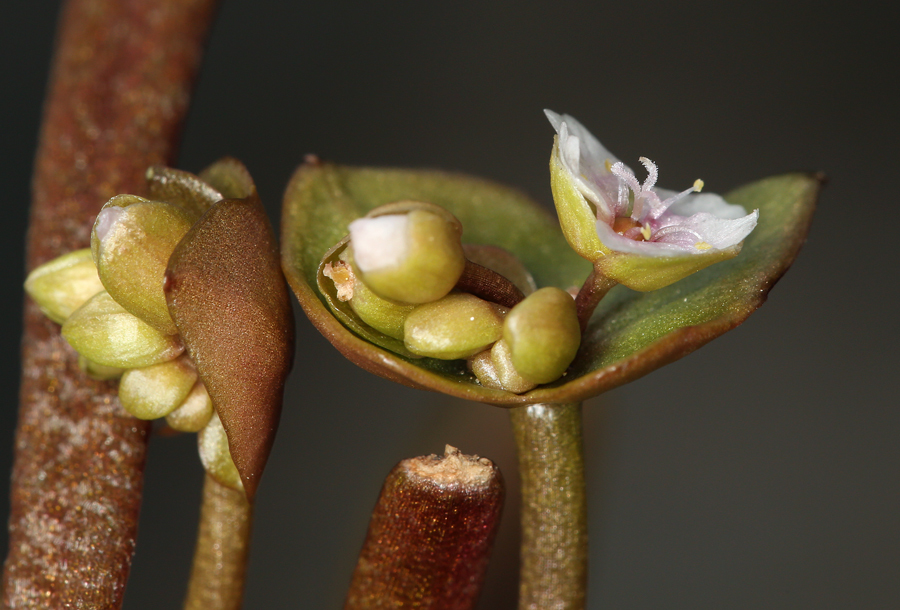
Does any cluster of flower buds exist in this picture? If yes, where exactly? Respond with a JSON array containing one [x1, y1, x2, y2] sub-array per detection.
[[24, 162, 266, 494], [323, 201, 582, 394]]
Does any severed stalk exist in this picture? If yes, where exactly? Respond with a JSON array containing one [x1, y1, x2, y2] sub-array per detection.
[[345, 445, 504, 610], [2, 0, 218, 607]]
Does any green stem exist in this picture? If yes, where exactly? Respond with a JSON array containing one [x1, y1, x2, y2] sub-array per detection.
[[510, 402, 587, 610], [183, 475, 253, 610]]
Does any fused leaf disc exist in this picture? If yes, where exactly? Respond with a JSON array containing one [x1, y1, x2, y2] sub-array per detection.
[[281, 160, 819, 406]]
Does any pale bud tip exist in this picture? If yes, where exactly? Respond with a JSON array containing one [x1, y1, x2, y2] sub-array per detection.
[[94, 207, 124, 244], [348, 215, 410, 272]]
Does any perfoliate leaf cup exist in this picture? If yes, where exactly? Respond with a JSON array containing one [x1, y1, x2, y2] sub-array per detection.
[[404, 293, 505, 359], [118, 355, 198, 420], [24, 249, 104, 324], [281, 161, 818, 406], [503, 287, 581, 384], [62, 291, 183, 368], [92, 195, 194, 334], [349, 206, 466, 304]]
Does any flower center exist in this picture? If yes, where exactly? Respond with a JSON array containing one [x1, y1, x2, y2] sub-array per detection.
[[609, 157, 705, 223], [612, 217, 648, 241]]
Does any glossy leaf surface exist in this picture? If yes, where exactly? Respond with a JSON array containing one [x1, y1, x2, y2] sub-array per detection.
[[281, 161, 819, 406]]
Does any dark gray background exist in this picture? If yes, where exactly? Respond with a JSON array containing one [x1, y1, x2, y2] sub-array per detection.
[[2, 1, 898, 608]]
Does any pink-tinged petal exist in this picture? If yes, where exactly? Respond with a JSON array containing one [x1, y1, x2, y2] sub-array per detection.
[[545, 110, 622, 221], [655, 209, 759, 250], [595, 218, 684, 257], [664, 191, 752, 220]]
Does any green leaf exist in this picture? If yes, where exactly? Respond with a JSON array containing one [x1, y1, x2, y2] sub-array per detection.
[[281, 161, 820, 406]]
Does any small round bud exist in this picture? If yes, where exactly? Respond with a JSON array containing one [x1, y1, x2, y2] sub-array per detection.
[[166, 381, 214, 432], [198, 413, 244, 493], [468, 341, 538, 394], [404, 293, 504, 360], [349, 206, 465, 304], [503, 287, 581, 384], [469, 350, 502, 389], [62, 291, 184, 368], [490, 340, 538, 393], [92, 195, 195, 334], [77, 355, 125, 381], [118, 355, 198, 420], [24, 249, 104, 324], [349, 273, 417, 340]]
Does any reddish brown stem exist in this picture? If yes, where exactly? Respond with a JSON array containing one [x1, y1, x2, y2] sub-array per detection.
[[575, 265, 617, 332], [344, 446, 504, 610], [2, 1, 217, 608], [456, 259, 526, 309]]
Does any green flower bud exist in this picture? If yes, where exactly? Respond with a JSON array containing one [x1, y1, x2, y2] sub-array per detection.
[[118, 355, 198, 420], [349, 204, 466, 304], [503, 287, 581, 384], [492, 339, 539, 393], [165, 381, 214, 433], [145, 166, 221, 219], [24, 249, 104, 324], [323, 251, 416, 340], [77, 355, 125, 381], [198, 413, 244, 493], [404, 293, 505, 360], [92, 195, 195, 334], [469, 341, 537, 394], [349, 272, 417, 340], [62, 291, 183, 368], [468, 350, 501, 389]]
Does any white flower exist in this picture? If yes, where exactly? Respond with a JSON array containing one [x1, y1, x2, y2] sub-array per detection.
[[546, 110, 759, 291]]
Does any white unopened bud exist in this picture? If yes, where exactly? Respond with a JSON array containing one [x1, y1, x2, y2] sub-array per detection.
[[349, 206, 466, 304]]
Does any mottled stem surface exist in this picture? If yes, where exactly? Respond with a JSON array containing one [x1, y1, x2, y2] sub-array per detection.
[[2, 0, 217, 607], [183, 475, 253, 610], [345, 446, 504, 610], [510, 403, 587, 610]]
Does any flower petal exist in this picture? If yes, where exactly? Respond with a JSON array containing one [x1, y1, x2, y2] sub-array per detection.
[[664, 191, 752, 220], [545, 110, 622, 221], [655, 209, 759, 250]]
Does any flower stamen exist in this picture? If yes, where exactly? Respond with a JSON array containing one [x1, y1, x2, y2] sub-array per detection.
[[649, 178, 706, 220]]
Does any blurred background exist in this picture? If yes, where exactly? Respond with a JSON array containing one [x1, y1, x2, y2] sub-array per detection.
[[2, 1, 897, 608]]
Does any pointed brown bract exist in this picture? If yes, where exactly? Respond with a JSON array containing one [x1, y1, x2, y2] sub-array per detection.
[[165, 191, 294, 499]]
